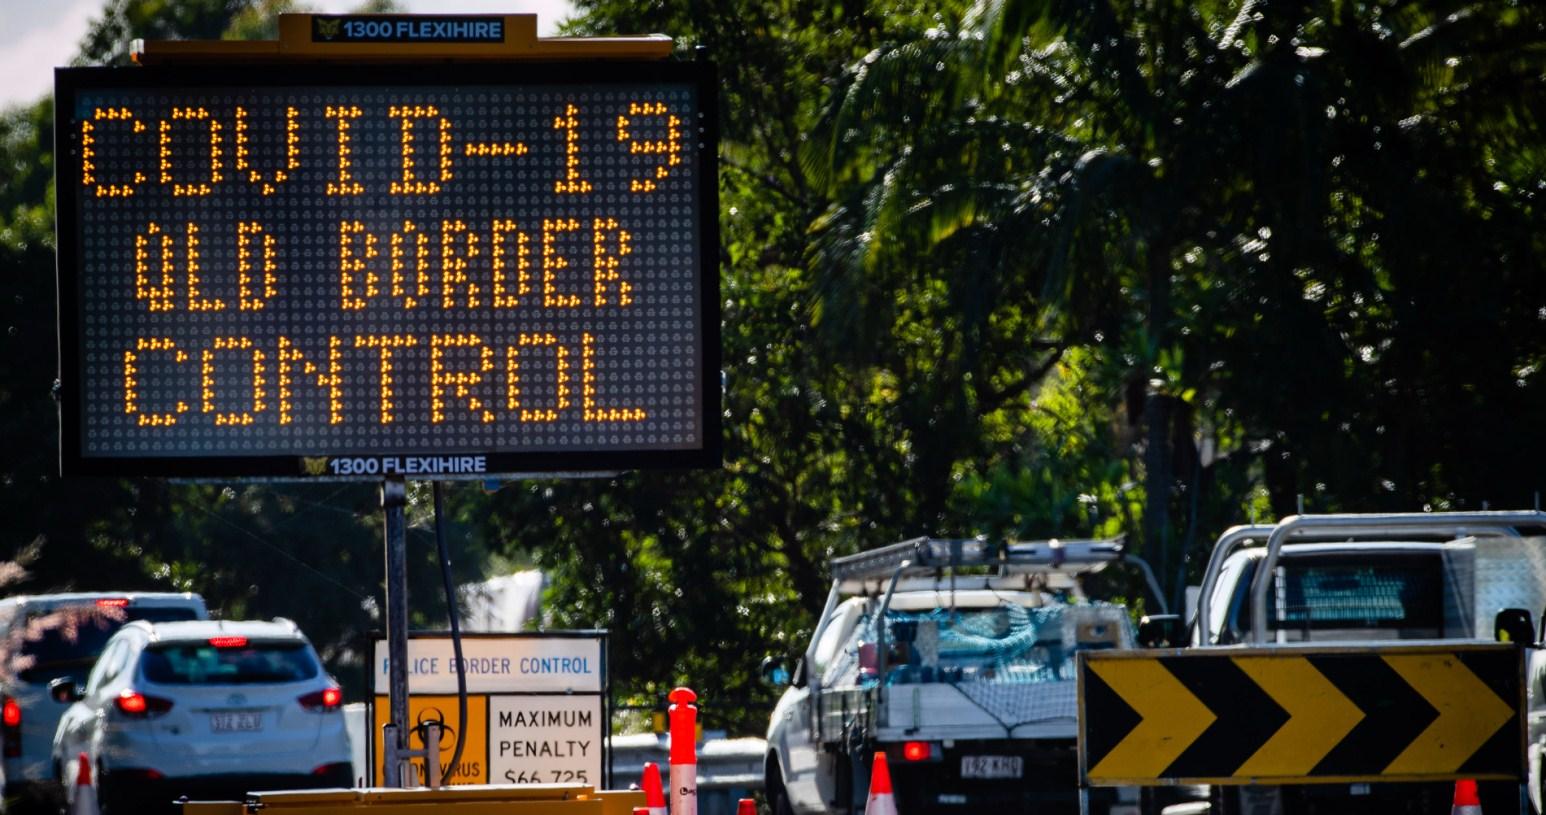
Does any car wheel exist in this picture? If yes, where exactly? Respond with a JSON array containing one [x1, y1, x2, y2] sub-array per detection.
[[846, 753, 869, 815], [1210, 786, 1240, 815], [766, 760, 794, 815]]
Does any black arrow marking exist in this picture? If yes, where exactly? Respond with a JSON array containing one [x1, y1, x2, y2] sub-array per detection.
[[1308, 654, 1437, 776], [1082, 663, 1141, 769], [1159, 656, 1288, 778], [1457, 649, 1524, 777]]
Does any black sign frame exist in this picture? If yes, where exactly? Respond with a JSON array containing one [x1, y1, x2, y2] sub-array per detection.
[[54, 60, 720, 479]]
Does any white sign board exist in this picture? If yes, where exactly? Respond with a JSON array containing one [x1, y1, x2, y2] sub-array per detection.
[[373, 635, 603, 694], [490, 695, 604, 785], [368, 633, 608, 787]]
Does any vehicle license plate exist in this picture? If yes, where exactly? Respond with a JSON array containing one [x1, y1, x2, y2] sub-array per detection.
[[961, 755, 1022, 779], [210, 712, 262, 732]]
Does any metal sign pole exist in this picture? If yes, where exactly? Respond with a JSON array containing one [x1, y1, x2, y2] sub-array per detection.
[[381, 477, 410, 787]]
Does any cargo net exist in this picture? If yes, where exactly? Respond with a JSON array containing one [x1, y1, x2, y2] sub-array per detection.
[[824, 602, 1132, 729]]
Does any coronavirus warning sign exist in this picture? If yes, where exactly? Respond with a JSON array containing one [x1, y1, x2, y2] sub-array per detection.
[[54, 61, 718, 478], [368, 632, 608, 787]]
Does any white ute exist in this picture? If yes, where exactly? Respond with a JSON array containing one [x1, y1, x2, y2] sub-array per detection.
[[765, 537, 1163, 815]]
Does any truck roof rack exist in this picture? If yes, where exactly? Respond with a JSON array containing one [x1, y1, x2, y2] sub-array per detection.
[[829, 536, 1128, 584]]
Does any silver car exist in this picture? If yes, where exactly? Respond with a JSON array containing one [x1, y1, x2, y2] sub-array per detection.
[[49, 619, 350, 813], [0, 592, 206, 810]]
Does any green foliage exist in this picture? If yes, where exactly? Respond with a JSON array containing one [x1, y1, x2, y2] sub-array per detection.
[[1, 0, 1542, 734], [77, 0, 253, 66], [812, 0, 1546, 602]]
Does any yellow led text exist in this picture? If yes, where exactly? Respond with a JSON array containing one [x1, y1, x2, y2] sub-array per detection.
[[201, 337, 267, 425], [552, 103, 592, 194], [123, 337, 190, 426], [355, 334, 419, 424], [82, 107, 146, 197], [430, 334, 495, 423], [325, 105, 365, 195], [159, 107, 223, 196], [234, 106, 300, 195], [389, 105, 454, 195], [617, 101, 683, 193]]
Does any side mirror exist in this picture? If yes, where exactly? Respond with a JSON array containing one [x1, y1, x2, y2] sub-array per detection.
[[48, 678, 82, 704], [1137, 614, 1184, 649], [1495, 608, 1534, 646], [760, 656, 791, 687]]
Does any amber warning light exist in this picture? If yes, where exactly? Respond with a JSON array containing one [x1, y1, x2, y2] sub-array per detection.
[[55, 61, 720, 479]]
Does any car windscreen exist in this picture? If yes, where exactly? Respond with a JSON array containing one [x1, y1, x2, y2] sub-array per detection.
[[15, 606, 200, 681], [140, 641, 320, 685], [1254, 554, 1444, 640]]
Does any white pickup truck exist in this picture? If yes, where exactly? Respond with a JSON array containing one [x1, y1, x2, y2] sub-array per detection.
[[1185, 510, 1546, 815], [764, 537, 1163, 815]]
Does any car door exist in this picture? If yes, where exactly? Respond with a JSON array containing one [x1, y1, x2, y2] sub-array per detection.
[[784, 600, 863, 813], [58, 637, 128, 783]]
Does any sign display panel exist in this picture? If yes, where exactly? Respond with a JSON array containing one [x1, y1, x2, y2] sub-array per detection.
[[368, 632, 607, 786], [55, 62, 719, 478]]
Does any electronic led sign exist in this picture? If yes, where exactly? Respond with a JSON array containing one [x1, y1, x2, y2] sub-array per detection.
[[55, 63, 719, 478]]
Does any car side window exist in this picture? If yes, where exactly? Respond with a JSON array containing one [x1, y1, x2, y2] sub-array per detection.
[[812, 601, 863, 679], [83, 641, 115, 695], [86, 639, 128, 695]]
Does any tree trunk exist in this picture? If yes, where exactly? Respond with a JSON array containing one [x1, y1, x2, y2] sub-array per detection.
[[1142, 241, 1174, 599], [1143, 392, 1173, 599]]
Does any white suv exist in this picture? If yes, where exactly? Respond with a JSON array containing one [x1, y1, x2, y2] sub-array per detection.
[[0, 592, 206, 811], [49, 619, 351, 814]]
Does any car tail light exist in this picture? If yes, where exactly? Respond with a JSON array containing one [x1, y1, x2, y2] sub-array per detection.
[[902, 741, 932, 761], [2, 696, 19, 758], [95, 598, 130, 608], [299, 686, 343, 712], [312, 762, 352, 777], [208, 636, 248, 648], [115, 690, 173, 718]]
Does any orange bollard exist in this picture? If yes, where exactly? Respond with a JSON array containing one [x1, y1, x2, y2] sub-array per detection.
[[641, 761, 667, 815], [668, 687, 698, 815]]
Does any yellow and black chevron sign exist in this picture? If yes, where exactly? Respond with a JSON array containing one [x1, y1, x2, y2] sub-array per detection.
[[1078, 643, 1524, 786]]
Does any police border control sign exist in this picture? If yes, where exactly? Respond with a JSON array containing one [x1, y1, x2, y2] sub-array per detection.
[[368, 631, 609, 786]]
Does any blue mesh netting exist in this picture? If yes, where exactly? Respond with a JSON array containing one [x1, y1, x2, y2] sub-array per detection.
[[824, 602, 1131, 689], [821, 601, 1132, 729]]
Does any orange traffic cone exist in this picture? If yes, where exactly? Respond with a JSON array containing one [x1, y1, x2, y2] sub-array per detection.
[[864, 753, 897, 815], [69, 753, 98, 815], [641, 761, 667, 815], [1451, 779, 1482, 815]]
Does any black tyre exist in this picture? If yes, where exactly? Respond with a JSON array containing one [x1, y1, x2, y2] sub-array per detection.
[[834, 752, 872, 815], [767, 759, 795, 815], [1211, 786, 1241, 815]]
